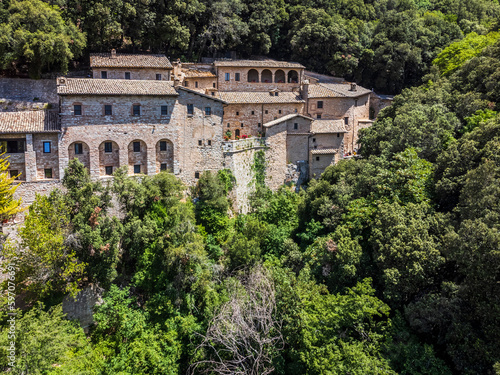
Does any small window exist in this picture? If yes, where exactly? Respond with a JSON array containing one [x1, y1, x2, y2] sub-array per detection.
[[205, 107, 211, 116], [235, 73, 240, 81], [294, 123, 298, 130], [279, 110, 282, 114], [134, 165, 141, 174], [213, 82, 216, 88], [104, 142, 112, 153], [105, 166, 113, 175], [184, 81, 189, 87], [195, 172, 200, 179], [225, 73, 230, 81], [104, 104, 112, 115], [74, 104, 82, 116], [275, 92, 279, 97], [101, 71, 107, 79], [211, 92, 215, 96], [43, 141, 51, 153], [236, 111, 239, 116], [337, 133, 340, 137], [265, 110, 268, 114], [44, 168, 52, 179], [160, 141, 167, 151], [161, 105, 168, 116], [156, 74, 162, 81], [317, 101, 323, 109], [251, 111, 255, 115], [258, 123, 261, 128], [133, 142, 141, 152], [295, 108, 298, 113], [316, 156, 320, 161], [198, 140, 203, 146], [235, 129, 240, 137], [74, 143, 83, 154], [160, 163, 167, 171], [187, 104, 194, 115], [195, 81, 199, 88], [344, 117, 349, 125], [227, 123, 230, 128], [355, 99, 359, 106], [241, 123, 244, 128], [207, 140, 212, 146], [133, 104, 141, 116], [317, 114, 322, 119], [125, 72, 131, 80], [312, 138, 316, 143], [9, 170, 18, 179]]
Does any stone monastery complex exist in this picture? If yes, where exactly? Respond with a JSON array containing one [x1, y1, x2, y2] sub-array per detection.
[[0, 51, 391, 213]]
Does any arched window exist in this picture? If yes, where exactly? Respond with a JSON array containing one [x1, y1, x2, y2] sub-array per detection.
[[261, 69, 272, 83], [247, 69, 259, 83], [275, 70, 285, 83], [288, 70, 298, 83], [235, 129, 240, 138]]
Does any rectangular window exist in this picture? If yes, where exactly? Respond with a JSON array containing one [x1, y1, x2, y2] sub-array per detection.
[[258, 123, 261, 128], [236, 111, 239, 116], [104, 142, 112, 153], [44, 168, 52, 179], [251, 111, 255, 115], [105, 166, 113, 175], [205, 107, 211, 116], [207, 140, 212, 146], [156, 74, 162, 81], [161, 105, 168, 116], [101, 71, 107, 79], [43, 141, 51, 153], [211, 92, 215, 96], [317, 101, 323, 109], [225, 72, 230, 81], [198, 140, 203, 146], [337, 133, 340, 137], [213, 82, 216, 88], [279, 110, 282, 114], [133, 142, 141, 152], [1, 140, 24, 154], [187, 104, 194, 115], [160, 163, 167, 171], [125, 72, 131, 79], [104, 105, 112, 115], [133, 105, 141, 116], [265, 110, 268, 114], [227, 123, 230, 128], [184, 81, 189, 87], [241, 123, 244, 128], [317, 114, 322, 119], [316, 156, 320, 161], [235, 73, 240, 81], [74, 143, 83, 154], [344, 117, 349, 125], [10, 170, 18, 179], [294, 123, 298, 130], [134, 165, 141, 174], [195, 81, 199, 88], [312, 138, 316, 143], [195, 172, 200, 179], [74, 104, 82, 116], [160, 141, 167, 151]]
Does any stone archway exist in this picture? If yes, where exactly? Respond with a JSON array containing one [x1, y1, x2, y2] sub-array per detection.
[[248, 69, 259, 83], [275, 69, 285, 83], [128, 139, 147, 175], [261, 69, 272, 83], [156, 139, 174, 173], [98, 140, 120, 176], [68, 141, 90, 170], [288, 70, 298, 83]]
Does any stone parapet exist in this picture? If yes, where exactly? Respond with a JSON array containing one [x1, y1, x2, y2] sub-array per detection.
[[222, 137, 267, 153]]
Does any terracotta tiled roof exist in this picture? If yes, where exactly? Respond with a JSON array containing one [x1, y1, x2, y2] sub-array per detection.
[[219, 91, 304, 104], [57, 78, 178, 96], [263, 113, 313, 128], [308, 83, 371, 98], [214, 60, 305, 69], [0, 111, 60, 133], [310, 119, 347, 133], [90, 53, 173, 69], [311, 148, 339, 155], [183, 69, 216, 78]]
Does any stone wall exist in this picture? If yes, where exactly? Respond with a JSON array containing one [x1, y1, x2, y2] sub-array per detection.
[[92, 68, 172, 81], [264, 122, 288, 191], [224, 102, 304, 138], [0, 78, 58, 105]]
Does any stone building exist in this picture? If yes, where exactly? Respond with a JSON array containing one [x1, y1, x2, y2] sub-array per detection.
[[90, 50, 173, 81], [0, 53, 387, 215]]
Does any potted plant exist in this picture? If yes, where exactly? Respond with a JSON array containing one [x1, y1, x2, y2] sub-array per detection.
[[225, 130, 232, 138]]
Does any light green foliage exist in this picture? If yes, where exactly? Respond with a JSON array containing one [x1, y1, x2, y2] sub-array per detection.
[[433, 31, 500, 75], [462, 109, 498, 134], [2, 194, 85, 300], [0, 154, 22, 222], [0, 304, 96, 374], [0, 0, 85, 77]]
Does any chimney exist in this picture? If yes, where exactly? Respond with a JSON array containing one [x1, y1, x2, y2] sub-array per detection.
[[57, 77, 67, 86], [174, 77, 180, 88], [350, 83, 357, 91], [301, 79, 309, 114], [111, 49, 117, 59]]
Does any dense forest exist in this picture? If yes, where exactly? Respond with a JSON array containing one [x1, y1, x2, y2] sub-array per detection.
[[0, 0, 499, 91], [0, 0, 500, 374]]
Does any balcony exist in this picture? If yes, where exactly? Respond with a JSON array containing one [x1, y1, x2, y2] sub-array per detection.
[[222, 137, 267, 153]]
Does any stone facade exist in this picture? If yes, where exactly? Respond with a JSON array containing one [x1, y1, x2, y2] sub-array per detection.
[[92, 68, 172, 81]]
